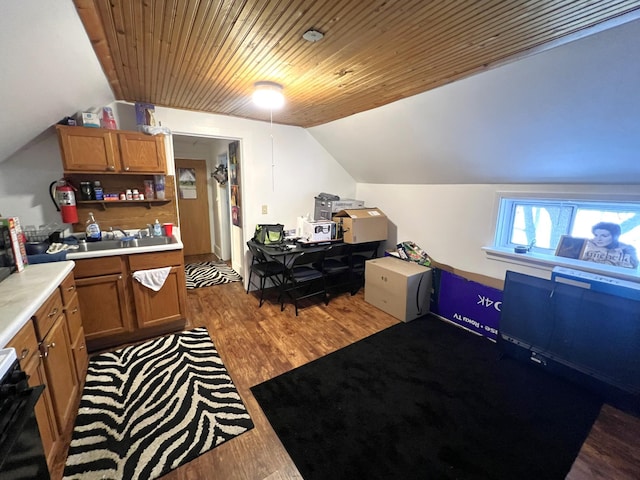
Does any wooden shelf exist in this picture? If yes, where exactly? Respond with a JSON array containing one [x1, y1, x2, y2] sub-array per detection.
[[77, 199, 171, 210]]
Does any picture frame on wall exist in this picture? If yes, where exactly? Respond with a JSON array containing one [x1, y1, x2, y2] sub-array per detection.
[[555, 235, 586, 259]]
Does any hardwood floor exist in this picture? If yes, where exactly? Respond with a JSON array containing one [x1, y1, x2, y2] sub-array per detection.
[[50, 255, 640, 479]]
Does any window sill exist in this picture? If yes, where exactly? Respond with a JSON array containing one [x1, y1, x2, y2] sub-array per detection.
[[482, 246, 640, 283]]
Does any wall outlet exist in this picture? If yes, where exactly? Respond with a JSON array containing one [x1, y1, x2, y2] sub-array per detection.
[[262, 204, 268, 214]]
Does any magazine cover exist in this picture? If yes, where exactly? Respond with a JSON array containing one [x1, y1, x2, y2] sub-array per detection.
[[580, 239, 637, 269]]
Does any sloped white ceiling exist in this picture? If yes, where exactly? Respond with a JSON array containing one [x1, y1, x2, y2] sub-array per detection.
[[0, 0, 113, 163], [308, 18, 640, 184]]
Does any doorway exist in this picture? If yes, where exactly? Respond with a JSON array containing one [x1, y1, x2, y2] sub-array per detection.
[[172, 135, 235, 265]]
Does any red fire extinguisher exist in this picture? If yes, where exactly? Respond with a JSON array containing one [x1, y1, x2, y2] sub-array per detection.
[[49, 179, 79, 224]]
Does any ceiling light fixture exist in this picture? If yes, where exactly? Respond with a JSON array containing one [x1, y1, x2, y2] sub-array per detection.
[[302, 29, 324, 42], [252, 81, 285, 109]]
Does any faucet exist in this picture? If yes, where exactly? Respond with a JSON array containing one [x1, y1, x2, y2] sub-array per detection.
[[109, 227, 128, 239]]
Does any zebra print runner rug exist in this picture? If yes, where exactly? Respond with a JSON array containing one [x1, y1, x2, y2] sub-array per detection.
[[185, 261, 242, 289], [63, 328, 254, 480]]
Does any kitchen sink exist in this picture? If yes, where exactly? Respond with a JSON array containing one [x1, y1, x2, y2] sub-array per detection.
[[76, 236, 177, 252]]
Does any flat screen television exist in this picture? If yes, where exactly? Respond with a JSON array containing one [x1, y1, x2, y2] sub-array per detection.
[[498, 270, 640, 414]]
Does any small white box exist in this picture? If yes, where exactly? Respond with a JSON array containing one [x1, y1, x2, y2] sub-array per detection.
[[77, 112, 100, 128], [302, 220, 336, 242]]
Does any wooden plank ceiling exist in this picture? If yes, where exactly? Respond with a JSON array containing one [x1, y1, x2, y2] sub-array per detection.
[[74, 0, 640, 128]]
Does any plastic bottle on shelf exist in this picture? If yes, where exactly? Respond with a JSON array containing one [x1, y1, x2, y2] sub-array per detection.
[[85, 212, 102, 242], [93, 181, 104, 201], [153, 219, 162, 236]]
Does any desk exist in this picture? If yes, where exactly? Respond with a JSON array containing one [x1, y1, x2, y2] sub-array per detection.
[[248, 239, 342, 268]]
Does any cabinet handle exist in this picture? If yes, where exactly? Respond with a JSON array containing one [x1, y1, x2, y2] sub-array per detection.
[[40, 343, 48, 358], [49, 342, 56, 349], [79, 344, 86, 351], [118, 275, 122, 280], [48, 307, 59, 318], [20, 348, 29, 360], [124, 167, 130, 171], [72, 307, 79, 314], [107, 165, 115, 171], [66, 286, 75, 292]]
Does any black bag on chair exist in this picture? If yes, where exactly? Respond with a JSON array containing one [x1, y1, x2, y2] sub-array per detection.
[[253, 224, 285, 245]]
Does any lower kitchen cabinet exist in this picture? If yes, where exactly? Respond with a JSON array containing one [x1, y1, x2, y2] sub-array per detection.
[[74, 256, 133, 347], [40, 311, 79, 432], [129, 251, 187, 329], [75, 249, 187, 351], [61, 273, 89, 383], [6, 271, 87, 474]]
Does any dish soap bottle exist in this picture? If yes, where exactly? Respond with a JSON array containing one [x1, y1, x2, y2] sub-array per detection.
[[85, 212, 102, 242], [153, 219, 162, 236]]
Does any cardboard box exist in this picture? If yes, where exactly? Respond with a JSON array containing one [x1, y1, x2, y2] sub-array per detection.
[[333, 208, 388, 244], [302, 220, 336, 242], [314, 196, 365, 220], [365, 256, 432, 322], [76, 112, 100, 128]]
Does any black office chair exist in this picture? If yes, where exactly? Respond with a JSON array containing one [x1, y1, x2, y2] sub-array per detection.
[[281, 250, 327, 316], [321, 243, 352, 297], [350, 241, 381, 294], [246, 242, 285, 307]]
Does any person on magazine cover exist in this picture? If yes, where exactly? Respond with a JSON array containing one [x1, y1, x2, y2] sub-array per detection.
[[581, 221, 639, 269]]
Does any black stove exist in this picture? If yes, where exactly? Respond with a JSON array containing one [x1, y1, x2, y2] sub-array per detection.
[[0, 348, 49, 479]]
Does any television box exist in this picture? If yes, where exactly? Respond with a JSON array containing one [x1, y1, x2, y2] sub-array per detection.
[[302, 220, 336, 242], [364, 256, 432, 322], [431, 268, 503, 340], [332, 208, 388, 244]]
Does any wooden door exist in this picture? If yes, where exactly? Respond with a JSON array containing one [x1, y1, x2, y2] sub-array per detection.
[[176, 158, 212, 256]]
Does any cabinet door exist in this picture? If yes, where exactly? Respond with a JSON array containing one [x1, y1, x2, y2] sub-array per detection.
[[133, 266, 186, 328], [65, 294, 88, 382], [57, 126, 120, 172], [41, 315, 79, 432], [24, 352, 59, 470], [7, 321, 59, 469], [76, 273, 133, 341], [118, 132, 166, 173]]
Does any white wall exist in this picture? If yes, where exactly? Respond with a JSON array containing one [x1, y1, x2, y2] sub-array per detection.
[[357, 183, 640, 283], [0, 0, 114, 164], [310, 17, 640, 185], [0, 133, 65, 227]]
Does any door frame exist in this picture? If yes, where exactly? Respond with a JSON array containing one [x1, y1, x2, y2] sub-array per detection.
[[169, 133, 243, 278]]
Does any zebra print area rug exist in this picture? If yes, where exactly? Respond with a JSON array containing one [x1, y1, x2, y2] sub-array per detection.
[[185, 261, 242, 289], [63, 328, 254, 480]]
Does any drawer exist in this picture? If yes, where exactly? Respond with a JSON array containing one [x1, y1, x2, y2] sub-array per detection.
[[74, 256, 125, 278], [128, 250, 183, 270], [33, 289, 64, 341], [65, 294, 82, 340], [6, 320, 39, 370], [59, 272, 77, 306]]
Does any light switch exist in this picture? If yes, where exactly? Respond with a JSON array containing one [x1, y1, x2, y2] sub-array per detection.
[[262, 205, 268, 214]]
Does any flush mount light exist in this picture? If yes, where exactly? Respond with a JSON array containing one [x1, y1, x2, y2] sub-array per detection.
[[302, 29, 324, 42], [252, 81, 285, 109]]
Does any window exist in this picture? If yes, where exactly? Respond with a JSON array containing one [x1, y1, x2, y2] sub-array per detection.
[[495, 196, 640, 255]]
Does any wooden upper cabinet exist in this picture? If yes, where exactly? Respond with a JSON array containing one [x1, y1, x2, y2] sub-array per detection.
[[118, 131, 166, 173], [56, 125, 166, 174]]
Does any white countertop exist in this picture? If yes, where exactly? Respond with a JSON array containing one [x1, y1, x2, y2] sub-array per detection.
[[0, 261, 75, 348]]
